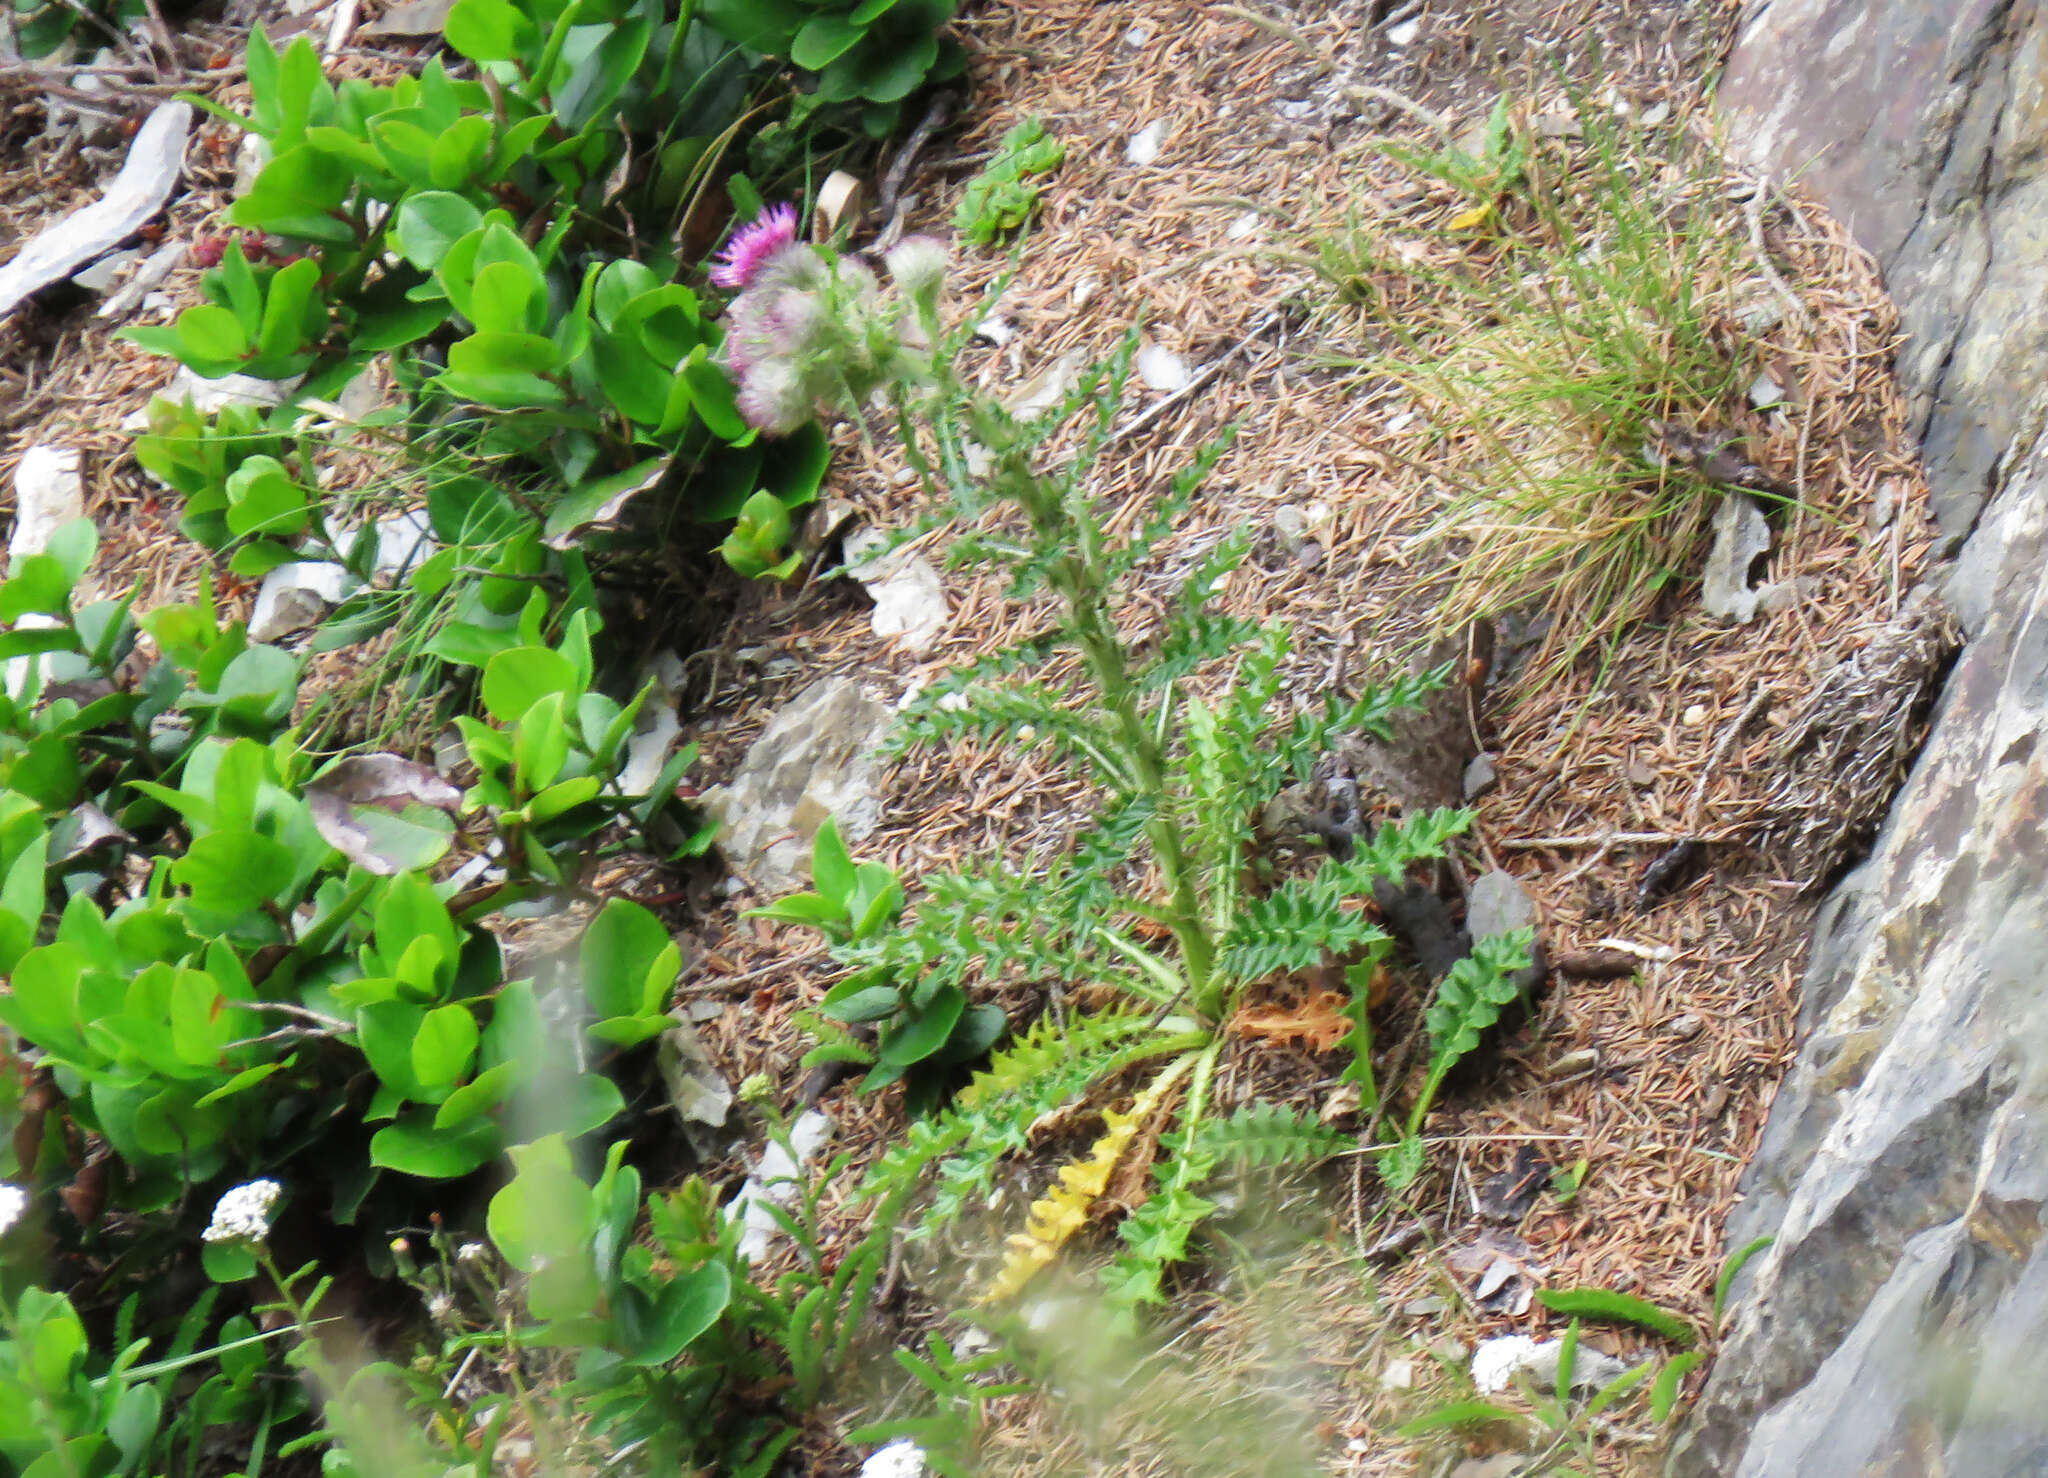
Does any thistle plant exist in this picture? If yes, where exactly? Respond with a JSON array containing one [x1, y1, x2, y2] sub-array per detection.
[[731, 215, 1525, 1313]]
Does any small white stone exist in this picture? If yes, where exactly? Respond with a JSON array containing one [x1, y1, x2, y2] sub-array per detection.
[[97, 240, 185, 321], [11, 446, 85, 561], [1069, 274, 1100, 308], [860, 1440, 928, 1478], [1226, 211, 1261, 241], [371, 509, 434, 579], [1121, 23, 1151, 47], [1681, 703, 1708, 726], [845, 529, 949, 654], [70, 247, 142, 294], [1125, 119, 1170, 166], [730, 1111, 834, 1262], [1380, 1357, 1415, 1390], [1473, 1333, 1634, 1395], [616, 698, 682, 798], [123, 368, 300, 430], [1638, 100, 1672, 128], [1136, 343, 1191, 392], [248, 562, 358, 643], [234, 134, 272, 196], [1748, 371, 1785, 409], [1386, 18, 1421, 45], [1277, 99, 1315, 120], [1473, 1335, 1542, 1393]]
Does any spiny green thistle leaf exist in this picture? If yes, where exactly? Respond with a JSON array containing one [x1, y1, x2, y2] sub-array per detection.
[[893, 1010, 1184, 1233], [891, 679, 1135, 790], [1379, 1132, 1427, 1191], [888, 631, 1068, 742], [1337, 944, 1389, 1109], [1218, 886, 1388, 981], [1140, 611, 1266, 691], [1103, 425, 1239, 587], [1101, 1184, 1219, 1314], [1189, 1101, 1349, 1169], [1282, 663, 1456, 784]]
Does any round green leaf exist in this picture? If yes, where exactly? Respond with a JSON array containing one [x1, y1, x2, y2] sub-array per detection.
[[876, 983, 965, 1066], [481, 645, 579, 723], [411, 1002, 480, 1088], [171, 831, 294, 913], [201, 1238, 259, 1284], [393, 192, 484, 272], [369, 1112, 501, 1178], [580, 899, 671, 1021], [622, 1262, 731, 1365], [174, 304, 250, 365]]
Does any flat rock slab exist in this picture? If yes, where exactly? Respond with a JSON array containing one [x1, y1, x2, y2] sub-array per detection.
[[1672, 408, 2048, 1478], [0, 102, 190, 321], [1683, 6, 2048, 1470], [704, 676, 894, 896], [1721, 1, 2048, 541]]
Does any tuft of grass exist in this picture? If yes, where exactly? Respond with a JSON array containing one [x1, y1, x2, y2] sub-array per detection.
[[1313, 88, 1759, 678]]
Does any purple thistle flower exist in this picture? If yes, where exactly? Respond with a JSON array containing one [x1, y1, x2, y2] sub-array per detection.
[[711, 203, 801, 291]]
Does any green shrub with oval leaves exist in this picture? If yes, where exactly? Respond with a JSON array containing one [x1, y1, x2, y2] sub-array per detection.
[[126, 16, 833, 620], [0, 520, 702, 1222], [701, 0, 963, 135]]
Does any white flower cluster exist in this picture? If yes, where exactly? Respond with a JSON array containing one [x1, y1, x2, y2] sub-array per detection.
[[0, 1182, 27, 1236], [202, 1179, 282, 1245]]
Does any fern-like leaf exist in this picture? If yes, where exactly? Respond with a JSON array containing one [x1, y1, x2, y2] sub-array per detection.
[[893, 679, 1135, 791], [1189, 1101, 1348, 1169], [796, 1009, 878, 1073], [1424, 928, 1535, 1061]]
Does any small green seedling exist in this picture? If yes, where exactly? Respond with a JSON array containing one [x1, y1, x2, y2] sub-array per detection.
[[954, 118, 1066, 244]]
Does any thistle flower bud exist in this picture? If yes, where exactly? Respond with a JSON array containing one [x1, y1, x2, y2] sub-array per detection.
[[710, 203, 800, 291], [736, 361, 811, 436], [884, 235, 949, 302]]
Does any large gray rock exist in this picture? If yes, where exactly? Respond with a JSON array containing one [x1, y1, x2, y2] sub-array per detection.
[[1675, 6, 2048, 1473], [1720, 1, 2048, 541], [1673, 455, 2048, 1474], [703, 676, 895, 895]]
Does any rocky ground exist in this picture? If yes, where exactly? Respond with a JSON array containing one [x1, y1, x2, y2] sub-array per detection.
[[0, 0, 1955, 1473]]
